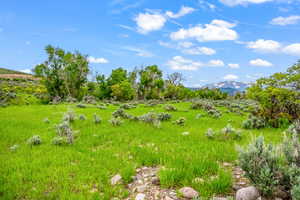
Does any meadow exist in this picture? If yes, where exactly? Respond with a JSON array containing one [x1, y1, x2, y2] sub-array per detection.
[[0, 101, 284, 200]]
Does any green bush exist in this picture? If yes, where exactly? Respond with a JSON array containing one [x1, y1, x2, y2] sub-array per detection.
[[238, 134, 300, 198], [242, 115, 266, 129], [164, 104, 177, 111], [27, 135, 42, 146]]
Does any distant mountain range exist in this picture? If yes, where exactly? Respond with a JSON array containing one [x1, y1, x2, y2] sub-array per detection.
[[203, 81, 251, 95], [199, 81, 251, 95]]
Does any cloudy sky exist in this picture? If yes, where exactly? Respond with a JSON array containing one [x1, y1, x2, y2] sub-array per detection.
[[0, 0, 300, 87]]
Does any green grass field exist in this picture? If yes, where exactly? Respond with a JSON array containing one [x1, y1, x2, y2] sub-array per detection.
[[0, 102, 284, 199]]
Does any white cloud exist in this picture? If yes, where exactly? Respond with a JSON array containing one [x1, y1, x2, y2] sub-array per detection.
[[220, 0, 273, 6], [249, 58, 273, 67], [20, 69, 32, 74], [159, 41, 215, 55], [247, 39, 281, 53], [228, 63, 240, 69], [220, 0, 300, 6], [282, 43, 300, 56], [208, 59, 225, 67], [198, 0, 217, 11], [158, 41, 174, 48], [270, 15, 300, 26], [170, 19, 238, 42], [165, 6, 195, 19], [118, 24, 135, 31], [223, 74, 239, 80], [178, 41, 194, 48], [182, 46, 216, 55], [123, 47, 154, 57], [167, 56, 203, 71], [134, 12, 166, 34], [88, 56, 109, 64]]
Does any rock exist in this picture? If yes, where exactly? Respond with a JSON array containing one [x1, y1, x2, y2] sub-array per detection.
[[212, 197, 228, 200], [236, 186, 260, 200], [111, 174, 122, 185], [165, 196, 174, 200], [179, 187, 199, 199], [135, 193, 145, 200], [182, 131, 190, 136], [151, 177, 160, 185], [137, 185, 147, 193], [223, 162, 232, 167]]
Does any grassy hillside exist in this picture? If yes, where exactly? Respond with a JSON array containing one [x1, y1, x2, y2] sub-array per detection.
[[0, 68, 28, 75], [0, 102, 284, 199]]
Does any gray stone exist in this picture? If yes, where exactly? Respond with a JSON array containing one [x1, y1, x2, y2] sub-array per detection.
[[151, 177, 160, 185], [179, 187, 199, 199], [165, 196, 174, 200], [137, 185, 147, 193], [212, 197, 228, 200], [236, 186, 260, 200], [135, 193, 145, 200], [111, 174, 122, 185]]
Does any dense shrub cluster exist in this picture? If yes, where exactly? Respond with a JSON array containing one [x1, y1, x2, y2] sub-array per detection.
[[164, 104, 177, 111], [109, 117, 123, 126], [205, 124, 242, 140], [242, 115, 266, 129], [286, 120, 300, 135], [27, 135, 42, 145], [157, 112, 172, 121], [55, 121, 75, 144], [0, 78, 47, 106], [191, 100, 215, 111], [173, 117, 186, 126], [238, 134, 300, 199], [246, 61, 300, 127]]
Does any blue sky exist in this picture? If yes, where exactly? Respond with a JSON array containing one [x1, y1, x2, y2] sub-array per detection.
[[0, 0, 300, 86]]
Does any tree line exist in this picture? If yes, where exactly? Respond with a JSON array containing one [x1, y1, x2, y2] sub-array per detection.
[[33, 45, 228, 101]]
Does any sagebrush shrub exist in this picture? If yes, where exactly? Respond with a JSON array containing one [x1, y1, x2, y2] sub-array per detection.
[[238, 135, 300, 198], [52, 136, 68, 145], [173, 117, 186, 126], [97, 105, 107, 110], [82, 95, 97, 104], [112, 108, 131, 119], [56, 121, 74, 144], [63, 110, 76, 123], [138, 112, 157, 124], [191, 101, 215, 111], [93, 114, 101, 124], [9, 144, 19, 151], [157, 112, 172, 121], [120, 104, 132, 110], [205, 124, 242, 140], [207, 109, 222, 118], [238, 136, 280, 196], [205, 128, 215, 139], [79, 114, 86, 120], [286, 120, 300, 135], [76, 104, 86, 108], [242, 115, 266, 129], [109, 117, 123, 126], [164, 104, 177, 111], [27, 135, 42, 145], [195, 114, 203, 119], [65, 96, 77, 103]]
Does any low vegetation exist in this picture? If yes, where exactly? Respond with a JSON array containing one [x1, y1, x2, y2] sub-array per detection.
[[0, 46, 299, 199]]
